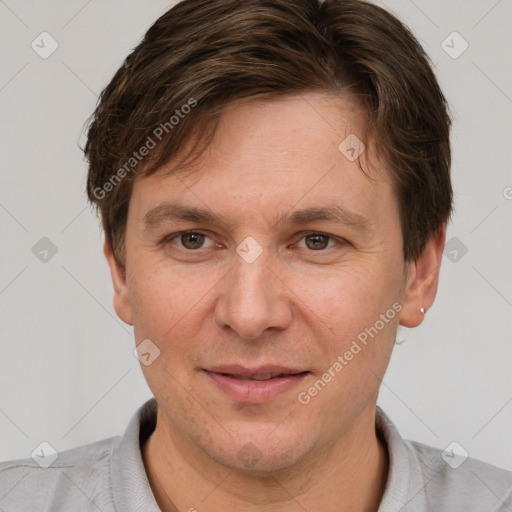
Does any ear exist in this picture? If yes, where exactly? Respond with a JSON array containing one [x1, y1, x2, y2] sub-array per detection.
[[399, 226, 446, 328], [103, 238, 133, 326]]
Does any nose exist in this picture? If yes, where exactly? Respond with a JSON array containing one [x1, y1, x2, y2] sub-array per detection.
[[214, 248, 293, 340]]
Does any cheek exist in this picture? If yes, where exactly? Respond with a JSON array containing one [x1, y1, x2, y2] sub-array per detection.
[[129, 268, 206, 405], [290, 260, 395, 329], [128, 262, 225, 387], [298, 291, 400, 429], [129, 262, 207, 338], [290, 261, 402, 394]]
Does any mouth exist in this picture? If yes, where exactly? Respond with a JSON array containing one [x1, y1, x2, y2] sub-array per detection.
[[218, 372, 305, 381], [203, 365, 310, 404]]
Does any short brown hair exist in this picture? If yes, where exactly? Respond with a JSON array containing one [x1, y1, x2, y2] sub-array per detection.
[[85, 0, 452, 266]]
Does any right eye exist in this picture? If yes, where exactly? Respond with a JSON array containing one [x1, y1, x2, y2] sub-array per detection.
[[164, 231, 216, 250]]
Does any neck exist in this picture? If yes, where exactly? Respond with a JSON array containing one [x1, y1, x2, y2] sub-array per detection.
[[142, 407, 389, 512]]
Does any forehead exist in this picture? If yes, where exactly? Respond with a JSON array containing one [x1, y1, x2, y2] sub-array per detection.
[[129, 92, 396, 229]]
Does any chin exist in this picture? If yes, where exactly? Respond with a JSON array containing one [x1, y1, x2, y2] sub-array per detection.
[[198, 424, 314, 475]]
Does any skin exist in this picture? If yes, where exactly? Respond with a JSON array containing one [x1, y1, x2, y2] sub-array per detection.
[[105, 92, 445, 512]]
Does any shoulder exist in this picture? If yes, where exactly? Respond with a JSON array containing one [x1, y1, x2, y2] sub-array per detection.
[[376, 407, 512, 512], [406, 440, 512, 511], [0, 436, 120, 512]]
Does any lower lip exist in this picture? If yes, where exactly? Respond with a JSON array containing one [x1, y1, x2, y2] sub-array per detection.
[[204, 371, 309, 404]]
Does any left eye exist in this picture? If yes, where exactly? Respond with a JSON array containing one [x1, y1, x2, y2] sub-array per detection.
[[296, 233, 338, 251]]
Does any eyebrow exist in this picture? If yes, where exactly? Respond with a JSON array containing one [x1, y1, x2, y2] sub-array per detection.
[[143, 202, 372, 233]]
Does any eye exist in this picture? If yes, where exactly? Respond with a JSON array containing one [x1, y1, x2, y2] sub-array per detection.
[[296, 232, 340, 251], [166, 231, 215, 250], [163, 230, 343, 253]]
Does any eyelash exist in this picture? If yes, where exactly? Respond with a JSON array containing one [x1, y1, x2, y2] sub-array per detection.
[[162, 230, 344, 252]]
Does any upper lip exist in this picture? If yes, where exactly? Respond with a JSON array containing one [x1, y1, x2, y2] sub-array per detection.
[[205, 365, 307, 378]]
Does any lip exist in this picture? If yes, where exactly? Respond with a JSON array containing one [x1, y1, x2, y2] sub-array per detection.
[[203, 365, 309, 404]]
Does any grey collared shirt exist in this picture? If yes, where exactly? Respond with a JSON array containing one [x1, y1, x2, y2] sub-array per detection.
[[1, 398, 511, 511]]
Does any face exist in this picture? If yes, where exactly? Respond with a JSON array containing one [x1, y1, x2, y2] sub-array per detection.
[[106, 92, 442, 473]]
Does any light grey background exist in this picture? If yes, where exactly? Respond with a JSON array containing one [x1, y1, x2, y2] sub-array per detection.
[[1, 0, 511, 471]]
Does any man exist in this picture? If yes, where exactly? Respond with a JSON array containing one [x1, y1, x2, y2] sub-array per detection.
[[1, 0, 511, 511]]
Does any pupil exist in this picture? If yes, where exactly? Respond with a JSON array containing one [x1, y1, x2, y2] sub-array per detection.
[[183, 233, 204, 249], [306, 234, 328, 250]]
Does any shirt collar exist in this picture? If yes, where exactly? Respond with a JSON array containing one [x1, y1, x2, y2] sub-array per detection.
[[110, 398, 161, 512], [375, 405, 416, 511]]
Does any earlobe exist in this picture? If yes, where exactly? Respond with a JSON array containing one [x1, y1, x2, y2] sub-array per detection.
[[103, 238, 133, 326], [399, 226, 446, 328]]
